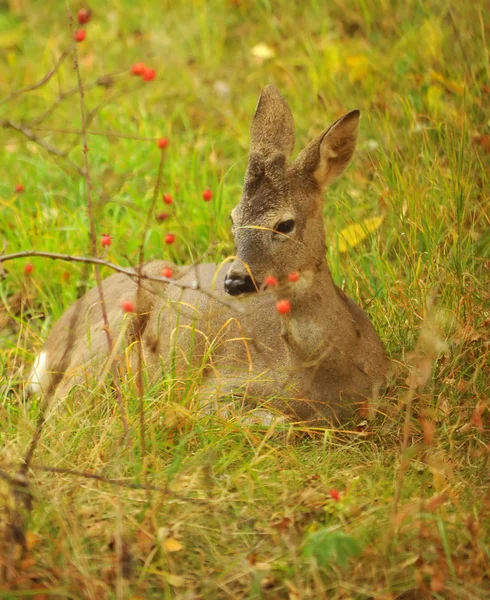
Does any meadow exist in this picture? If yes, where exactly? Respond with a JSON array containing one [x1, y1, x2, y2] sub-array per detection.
[[0, 0, 489, 597]]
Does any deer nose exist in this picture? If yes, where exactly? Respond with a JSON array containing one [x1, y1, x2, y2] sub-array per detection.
[[224, 274, 256, 296]]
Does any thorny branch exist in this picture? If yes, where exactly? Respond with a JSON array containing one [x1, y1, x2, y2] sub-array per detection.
[[69, 12, 130, 447], [0, 250, 246, 314], [2, 119, 85, 178], [0, 49, 69, 106], [0, 463, 210, 505]]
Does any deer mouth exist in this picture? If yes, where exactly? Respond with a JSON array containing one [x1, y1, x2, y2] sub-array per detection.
[[224, 274, 260, 296]]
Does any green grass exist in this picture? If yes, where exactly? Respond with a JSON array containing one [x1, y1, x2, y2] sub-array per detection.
[[1, 0, 489, 597]]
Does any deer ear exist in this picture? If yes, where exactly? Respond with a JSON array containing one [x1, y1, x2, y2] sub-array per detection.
[[249, 85, 296, 158], [295, 110, 360, 189]]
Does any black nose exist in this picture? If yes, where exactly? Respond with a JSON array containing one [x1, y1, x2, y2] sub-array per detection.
[[224, 275, 257, 296]]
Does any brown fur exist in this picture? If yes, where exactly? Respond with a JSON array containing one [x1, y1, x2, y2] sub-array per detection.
[[30, 85, 387, 425]]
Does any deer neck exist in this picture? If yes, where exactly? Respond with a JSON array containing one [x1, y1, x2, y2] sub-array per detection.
[[280, 260, 352, 359]]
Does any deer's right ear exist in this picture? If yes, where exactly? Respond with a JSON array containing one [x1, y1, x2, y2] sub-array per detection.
[[249, 85, 296, 158], [295, 109, 360, 189]]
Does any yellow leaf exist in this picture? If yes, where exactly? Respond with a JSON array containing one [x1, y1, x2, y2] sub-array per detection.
[[426, 84, 444, 115], [166, 574, 185, 587], [163, 537, 183, 553], [345, 55, 369, 83], [251, 43, 275, 60], [337, 217, 383, 253], [429, 70, 463, 96]]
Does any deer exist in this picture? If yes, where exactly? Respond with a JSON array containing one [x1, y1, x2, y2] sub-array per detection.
[[28, 85, 388, 426]]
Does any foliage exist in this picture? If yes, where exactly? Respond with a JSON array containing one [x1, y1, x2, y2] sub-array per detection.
[[0, 0, 489, 598]]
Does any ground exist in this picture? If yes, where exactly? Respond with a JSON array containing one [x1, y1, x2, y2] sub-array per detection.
[[0, 0, 489, 598]]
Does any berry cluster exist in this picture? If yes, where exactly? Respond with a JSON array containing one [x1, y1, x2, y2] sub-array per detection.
[[131, 62, 156, 82], [74, 8, 91, 43]]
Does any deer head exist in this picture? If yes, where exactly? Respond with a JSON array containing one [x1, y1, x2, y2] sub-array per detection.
[[224, 84, 360, 296]]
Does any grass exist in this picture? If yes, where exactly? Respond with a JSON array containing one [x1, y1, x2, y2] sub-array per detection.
[[0, 0, 489, 597]]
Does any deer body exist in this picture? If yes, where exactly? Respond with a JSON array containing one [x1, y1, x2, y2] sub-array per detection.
[[29, 86, 387, 425]]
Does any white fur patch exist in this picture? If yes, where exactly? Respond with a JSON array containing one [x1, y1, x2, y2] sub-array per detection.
[[27, 351, 50, 395]]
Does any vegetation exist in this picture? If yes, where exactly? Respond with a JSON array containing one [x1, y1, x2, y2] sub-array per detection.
[[0, 0, 488, 597]]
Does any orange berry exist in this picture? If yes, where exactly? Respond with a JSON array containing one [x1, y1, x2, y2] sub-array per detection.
[[161, 267, 172, 279], [142, 67, 156, 81], [15, 184, 24, 193], [276, 299, 291, 315], [265, 275, 278, 287], [202, 189, 213, 201], [121, 300, 134, 313], [101, 234, 112, 247], [131, 62, 146, 76], [288, 272, 299, 282], [157, 137, 169, 149], [77, 8, 91, 24], [164, 233, 175, 244], [74, 29, 86, 42], [24, 263, 33, 275], [162, 193, 173, 205]]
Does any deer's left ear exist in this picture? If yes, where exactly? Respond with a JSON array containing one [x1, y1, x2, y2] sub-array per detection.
[[294, 109, 360, 189]]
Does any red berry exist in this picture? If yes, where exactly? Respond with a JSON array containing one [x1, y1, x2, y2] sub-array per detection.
[[121, 300, 134, 313], [74, 29, 86, 42], [265, 275, 278, 287], [101, 234, 112, 247], [162, 193, 173, 205], [202, 189, 213, 202], [77, 8, 91, 24], [131, 62, 146, 76], [288, 272, 299, 282], [142, 67, 156, 81], [276, 299, 292, 315], [156, 211, 170, 222], [161, 267, 172, 279], [24, 263, 33, 275], [15, 184, 24, 193], [62, 271, 70, 281], [329, 489, 340, 501], [165, 233, 175, 245], [157, 137, 169, 149]]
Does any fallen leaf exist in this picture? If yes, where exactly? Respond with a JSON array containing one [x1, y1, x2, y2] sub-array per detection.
[[163, 537, 183, 553], [166, 573, 185, 587], [338, 217, 383, 253]]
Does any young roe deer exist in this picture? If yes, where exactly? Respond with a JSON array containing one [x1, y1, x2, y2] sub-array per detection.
[[29, 85, 387, 425]]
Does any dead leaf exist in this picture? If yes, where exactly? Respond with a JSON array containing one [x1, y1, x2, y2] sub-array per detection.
[[163, 537, 183, 553], [338, 217, 383, 253], [418, 417, 436, 445], [166, 573, 185, 587]]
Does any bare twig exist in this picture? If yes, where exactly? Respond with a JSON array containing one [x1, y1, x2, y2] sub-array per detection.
[[30, 125, 159, 142], [69, 12, 130, 446], [2, 119, 84, 178], [0, 250, 245, 313], [0, 49, 69, 106], [0, 463, 210, 504], [135, 147, 167, 465]]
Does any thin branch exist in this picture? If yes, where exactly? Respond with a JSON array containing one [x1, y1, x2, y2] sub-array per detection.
[[2, 119, 84, 178], [0, 49, 69, 106], [30, 125, 159, 142], [69, 13, 130, 446], [135, 148, 167, 466], [28, 69, 130, 127], [0, 463, 209, 504], [0, 250, 245, 313]]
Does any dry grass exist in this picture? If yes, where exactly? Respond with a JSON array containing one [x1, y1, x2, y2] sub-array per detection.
[[0, 0, 489, 597]]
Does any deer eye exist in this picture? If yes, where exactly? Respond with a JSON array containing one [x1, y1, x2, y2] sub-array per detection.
[[275, 219, 295, 234]]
